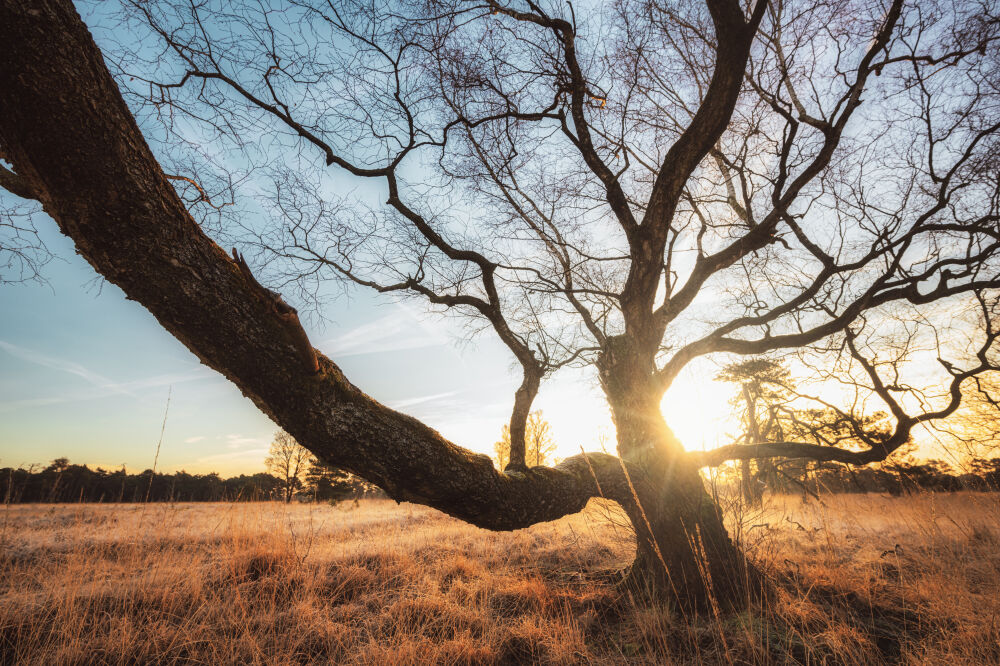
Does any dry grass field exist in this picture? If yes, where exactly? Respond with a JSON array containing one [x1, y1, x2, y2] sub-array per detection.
[[0, 492, 998, 665]]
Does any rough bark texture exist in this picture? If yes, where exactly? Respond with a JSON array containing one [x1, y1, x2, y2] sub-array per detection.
[[621, 449, 768, 612]]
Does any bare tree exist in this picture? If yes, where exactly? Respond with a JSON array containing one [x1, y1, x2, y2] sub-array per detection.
[[304, 455, 374, 501], [265, 430, 312, 503], [2, 0, 999, 611]]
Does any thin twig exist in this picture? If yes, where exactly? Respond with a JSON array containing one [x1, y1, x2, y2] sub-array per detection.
[[144, 386, 172, 503]]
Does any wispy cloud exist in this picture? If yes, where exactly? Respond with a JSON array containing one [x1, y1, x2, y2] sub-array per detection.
[[107, 369, 213, 393], [0, 396, 77, 412], [223, 434, 265, 449], [388, 390, 459, 411], [184, 436, 206, 444], [196, 447, 269, 464], [321, 305, 450, 357], [0, 339, 212, 412], [0, 339, 124, 392]]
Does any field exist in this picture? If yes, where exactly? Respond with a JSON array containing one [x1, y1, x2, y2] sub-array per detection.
[[1, 492, 998, 665]]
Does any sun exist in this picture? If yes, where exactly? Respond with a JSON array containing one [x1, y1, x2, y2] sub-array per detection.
[[531, 364, 741, 461], [660, 370, 740, 453]]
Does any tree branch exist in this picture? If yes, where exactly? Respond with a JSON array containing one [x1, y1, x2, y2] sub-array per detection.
[[0, 0, 634, 529], [0, 162, 39, 200]]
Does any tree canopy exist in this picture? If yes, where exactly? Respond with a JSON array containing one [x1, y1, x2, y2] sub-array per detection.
[[2, 0, 998, 610], [0, 459, 286, 503]]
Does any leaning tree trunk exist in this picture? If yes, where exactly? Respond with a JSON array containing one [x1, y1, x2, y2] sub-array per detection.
[[598, 337, 768, 612], [0, 0, 631, 576]]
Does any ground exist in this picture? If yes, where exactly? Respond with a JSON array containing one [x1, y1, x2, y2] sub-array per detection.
[[1, 492, 998, 664]]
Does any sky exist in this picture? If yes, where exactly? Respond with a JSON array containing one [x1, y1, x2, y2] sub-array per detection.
[[0, 220, 505, 474], [0, 3, 748, 477], [0, 216, 743, 475], [2, 2, 969, 477]]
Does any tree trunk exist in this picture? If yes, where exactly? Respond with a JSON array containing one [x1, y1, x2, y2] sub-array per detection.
[[0, 0, 640, 531], [505, 369, 540, 472], [741, 386, 765, 506], [598, 337, 768, 612], [740, 459, 762, 506], [616, 444, 768, 612]]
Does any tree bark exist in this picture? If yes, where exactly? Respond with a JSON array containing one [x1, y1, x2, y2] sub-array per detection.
[[598, 337, 767, 611], [618, 446, 768, 612]]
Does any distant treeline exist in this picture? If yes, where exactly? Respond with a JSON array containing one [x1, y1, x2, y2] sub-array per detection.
[[2, 458, 289, 503], [4, 456, 999, 504], [750, 458, 1000, 496]]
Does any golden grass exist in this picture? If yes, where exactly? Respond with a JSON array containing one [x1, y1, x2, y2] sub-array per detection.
[[0, 492, 998, 664]]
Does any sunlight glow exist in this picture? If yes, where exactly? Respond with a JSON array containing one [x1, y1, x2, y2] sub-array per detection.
[[525, 363, 742, 462], [661, 372, 740, 453]]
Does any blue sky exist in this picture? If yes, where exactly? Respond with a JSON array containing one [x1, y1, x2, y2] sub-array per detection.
[[0, 3, 627, 476], [0, 2, 799, 476], [0, 215, 739, 474], [2, 1, 982, 477], [0, 218, 534, 474], [0, 213, 639, 475]]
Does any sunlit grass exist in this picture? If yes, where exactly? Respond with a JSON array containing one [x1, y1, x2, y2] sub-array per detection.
[[1, 492, 998, 664]]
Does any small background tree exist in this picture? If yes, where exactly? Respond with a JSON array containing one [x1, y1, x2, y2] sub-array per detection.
[[717, 359, 794, 505], [493, 411, 558, 469], [717, 359, 896, 501], [264, 430, 311, 502]]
